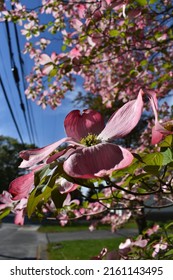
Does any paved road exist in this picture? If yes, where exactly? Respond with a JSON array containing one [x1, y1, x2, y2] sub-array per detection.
[[0, 223, 138, 260], [0, 223, 47, 260], [46, 228, 137, 243]]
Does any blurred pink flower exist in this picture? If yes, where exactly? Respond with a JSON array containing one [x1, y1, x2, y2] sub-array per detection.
[[152, 240, 168, 258], [149, 92, 173, 144], [39, 52, 58, 75], [119, 236, 148, 251], [0, 191, 27, 225]]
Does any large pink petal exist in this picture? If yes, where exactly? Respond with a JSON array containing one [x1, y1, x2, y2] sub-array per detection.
[[98, 90, 143, 141], [9, 172, 35, 200], [64, 109, 105, 141], [9, 166, 43, 200], [63, 143, 133, 179], [19, 137, 71, 169]]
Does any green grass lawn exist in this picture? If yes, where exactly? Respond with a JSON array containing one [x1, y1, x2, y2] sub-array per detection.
[[38, 223, 110, 233], [47, 237, 125, 260], [38, 219, 137, 233], [38, 219, 136, 260]]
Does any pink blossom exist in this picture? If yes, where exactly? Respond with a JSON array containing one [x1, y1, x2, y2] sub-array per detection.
[[0, 191, 27, 225], [58, 178, 78, 194], [70, 18, 83, 32], [152, 240, 168, 258], [119, 238, 132, 250], [149, 93, 173, 144], [69, 47, 81, 59], [21, 21, 40, 40], [0, 191, 13, 210], [75, 4, 86, 18], [63, 193, 80, 207], [39, 52, 58, 75], [146, 224, 160, 236], [13, 198, 27, 225], [57, 211, 69, 226], [18, 90, 143, 180], [119, 236, 148, 250]]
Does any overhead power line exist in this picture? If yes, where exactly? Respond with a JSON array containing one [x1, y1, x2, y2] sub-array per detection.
[[12, 21, 38, 145], [5, 21, 34, 144], [0, 76, 24, 144]]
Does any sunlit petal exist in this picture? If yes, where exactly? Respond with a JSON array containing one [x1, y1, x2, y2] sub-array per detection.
[[19, 137, 71, 169], [64, 109, 105, 141], [63, 143, 133, 179], [98, 90, 143, 141]]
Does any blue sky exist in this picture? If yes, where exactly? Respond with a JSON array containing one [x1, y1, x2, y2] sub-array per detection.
[[0, 1, 83, 147]]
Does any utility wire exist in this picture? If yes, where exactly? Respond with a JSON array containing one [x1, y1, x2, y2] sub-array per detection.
[[5, 21, 33, 144], [12, 22, 38, 145], [0, 76, 25, 144]]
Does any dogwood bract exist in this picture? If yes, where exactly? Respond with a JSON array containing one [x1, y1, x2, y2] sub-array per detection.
[[9, 90, 143, 199]]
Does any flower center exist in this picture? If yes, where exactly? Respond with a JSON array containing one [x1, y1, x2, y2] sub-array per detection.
[[80, 133, 100, 147]]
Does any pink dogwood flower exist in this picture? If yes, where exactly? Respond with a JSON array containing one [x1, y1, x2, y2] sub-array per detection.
[[9, 90, 143, 200], [149, 92, 173, 144], [0, 191, 27, 225], [63, 90, 143, 178], [17, 90, 143, 181], [152, 239, 168, 258], [119, 236, 148, 250], [39, 52, 59, 75], [16, 90, 143, 182], [58, 178, 78, 194]]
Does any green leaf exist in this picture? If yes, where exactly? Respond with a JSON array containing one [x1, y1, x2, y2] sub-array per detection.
[[51, 189, 67, 209], [27, 185, 53, 218], [109, 29, 119, 37], [161, 148, 173, 165], [130, 70, 138, 77], [159, 135, 173, 148], [34, 165, 51, 186], [150, 81, 158, 89], [142, 152, 163, 166], [49, 67, 58, 77], [143, 165, 160, 175], [165, 221, 173, 230], [136, 0, 157, 5], [27, 165, 61, 217], [140, 60, 148, 67], [137, 187, 148, 194], [61, 45, 67, 51], [91, 193, 106, 200], [130, 173, 149, 184], [0, 208, 11, 220], [165, 249, 173, 257]]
